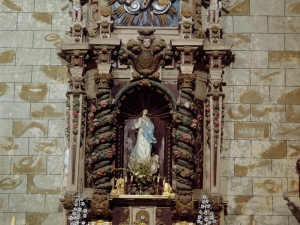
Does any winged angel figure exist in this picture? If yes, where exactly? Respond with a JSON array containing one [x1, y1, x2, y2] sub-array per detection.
[[106, 0, 179, 26]]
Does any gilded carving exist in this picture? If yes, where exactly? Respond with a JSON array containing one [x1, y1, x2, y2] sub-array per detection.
[[118, 29, 173, 79], [162, 182, 176, 197], [135, 210, 150, 224], [110, 178, 125, 195]]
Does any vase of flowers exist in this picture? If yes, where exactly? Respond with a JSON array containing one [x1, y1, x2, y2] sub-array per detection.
[[128, 157, 158, 194]]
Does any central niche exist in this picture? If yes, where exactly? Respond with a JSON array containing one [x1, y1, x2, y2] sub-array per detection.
[[114, 80, 176, 186]]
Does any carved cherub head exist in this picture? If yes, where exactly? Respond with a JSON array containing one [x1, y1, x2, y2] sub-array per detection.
[[143, 37, 151, 48]]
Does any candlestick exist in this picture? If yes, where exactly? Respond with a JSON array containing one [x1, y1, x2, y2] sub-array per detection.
[[10, 216, 16, 225]]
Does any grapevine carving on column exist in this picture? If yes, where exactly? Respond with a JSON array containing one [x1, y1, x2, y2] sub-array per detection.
[[173, 73, 197, 219], [86, 40, 120, 219]]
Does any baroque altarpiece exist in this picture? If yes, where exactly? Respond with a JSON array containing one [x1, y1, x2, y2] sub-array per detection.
[[58, 0, 233, 224]]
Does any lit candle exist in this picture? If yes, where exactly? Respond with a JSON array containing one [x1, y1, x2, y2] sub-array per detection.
[[10, 216, 16, 225]]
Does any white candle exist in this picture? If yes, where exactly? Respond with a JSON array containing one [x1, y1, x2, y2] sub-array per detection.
[[125, 176, 127, 183], [10, 216, 16, 225], [157, 176, 160, 182], [131, 175, 133, 182]]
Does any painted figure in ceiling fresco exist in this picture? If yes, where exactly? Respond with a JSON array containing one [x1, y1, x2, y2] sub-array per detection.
[[129, 109, 157, 163], [112, 0, 179, 26], [209, 0, 230, 24]]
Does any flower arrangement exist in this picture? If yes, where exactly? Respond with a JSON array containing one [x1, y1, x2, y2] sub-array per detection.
[[128, 157, 155, 186]]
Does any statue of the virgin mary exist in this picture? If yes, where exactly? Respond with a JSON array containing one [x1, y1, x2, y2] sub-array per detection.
[[128, 109, 159, 174]]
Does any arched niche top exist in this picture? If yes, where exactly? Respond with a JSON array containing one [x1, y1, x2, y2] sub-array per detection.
[[114, 79, 177, 122]]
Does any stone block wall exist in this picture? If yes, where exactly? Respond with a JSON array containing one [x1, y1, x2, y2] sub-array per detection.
[[0, 0, 69, 224], [0, 0, 300, 225], [220, 0, 300, 224]]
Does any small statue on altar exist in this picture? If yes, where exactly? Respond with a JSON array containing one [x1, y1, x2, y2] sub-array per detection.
[[162, 182, 175, 197], [110, 178, 125, 195], [209, 0, 230, 24], [62, 0, 82, 22]]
